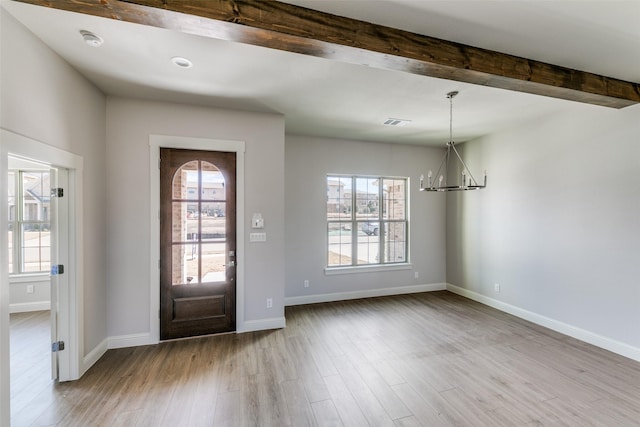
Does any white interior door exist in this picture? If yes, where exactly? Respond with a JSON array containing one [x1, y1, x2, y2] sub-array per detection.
[[49, 167, 59, 380], [49, 167, 69, 380]]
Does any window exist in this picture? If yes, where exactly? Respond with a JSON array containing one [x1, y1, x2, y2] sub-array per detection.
[[7, 170, 51, 274], [327, 175, 408, 268]]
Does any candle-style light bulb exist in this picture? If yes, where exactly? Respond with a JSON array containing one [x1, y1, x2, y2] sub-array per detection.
[[461, 170, 466, 187], [427, 170, 433, 187], [420, 174, 424, 189], [439, 175, 444, 186]]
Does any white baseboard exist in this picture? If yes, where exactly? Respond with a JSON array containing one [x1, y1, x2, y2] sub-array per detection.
[[106, 317, 287, 350], [9, 301, 50, 313], [237, 316, 286, 333], [446, 283, 640, 362], [108, 332, 156, 350], [82, 338, 108, 376], [285, 282, 447, 307]]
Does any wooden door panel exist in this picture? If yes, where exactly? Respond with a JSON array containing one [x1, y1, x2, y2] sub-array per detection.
[[173, 295, 225, 321], [160, 148, 236, 340]]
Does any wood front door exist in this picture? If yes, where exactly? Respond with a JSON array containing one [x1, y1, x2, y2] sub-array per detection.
[[160, 148, 236, 340]]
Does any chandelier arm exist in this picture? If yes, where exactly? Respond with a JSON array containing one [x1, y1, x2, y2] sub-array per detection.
[[444, 145, 451, 186], [449, 143, 479, 185], [430, 148, 449, 189]]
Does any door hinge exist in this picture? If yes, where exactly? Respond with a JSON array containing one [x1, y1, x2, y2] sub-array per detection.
[[51, 264, 64, 275], [52, 341, 65, 352], [51, 187, 64, 198]]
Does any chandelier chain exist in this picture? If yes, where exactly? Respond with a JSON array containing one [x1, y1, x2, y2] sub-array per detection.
[[450, 92, 453, 143]]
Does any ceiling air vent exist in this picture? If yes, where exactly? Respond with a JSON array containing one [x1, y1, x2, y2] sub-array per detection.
[[383, 118, 411, 127]]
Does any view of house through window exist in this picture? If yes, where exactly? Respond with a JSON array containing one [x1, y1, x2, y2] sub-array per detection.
[[327, 175, 408, 267], [7, 170, 51, 274]]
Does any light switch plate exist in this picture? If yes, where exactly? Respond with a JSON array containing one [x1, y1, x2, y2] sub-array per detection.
[[250, 232, 267, 242]]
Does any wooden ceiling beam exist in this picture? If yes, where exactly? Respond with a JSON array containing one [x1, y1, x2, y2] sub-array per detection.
[[12, 0, 640, 108]]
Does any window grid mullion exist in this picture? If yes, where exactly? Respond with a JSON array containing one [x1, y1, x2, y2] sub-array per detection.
[[379, 179, 385, 264], [351, 176, 357, 266], [13, 170, 50, 274], [17, 171, 24, 273]]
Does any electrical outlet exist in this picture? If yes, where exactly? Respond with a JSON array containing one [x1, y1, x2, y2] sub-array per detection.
[[494, 283, 500, 293], [304, 280, 310, 288], [266, 298, 273, 308], [414, 272, 419, 279], [27, 285, 34, 294]]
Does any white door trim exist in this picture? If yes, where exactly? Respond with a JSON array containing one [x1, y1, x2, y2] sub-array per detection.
[[149, 135, 246, 343], [1, 128, 84, 425]]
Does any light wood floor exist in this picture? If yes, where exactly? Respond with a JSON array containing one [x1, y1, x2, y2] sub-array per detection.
[[10, 310, 53, 426], [9, 292, 640, 426]]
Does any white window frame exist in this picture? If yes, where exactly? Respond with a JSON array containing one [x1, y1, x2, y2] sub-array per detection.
[[326, 174, 409, 270], [8, 169, 51, 276]]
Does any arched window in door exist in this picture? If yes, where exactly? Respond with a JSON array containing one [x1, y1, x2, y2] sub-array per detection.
[[171, 160, 227, 285]]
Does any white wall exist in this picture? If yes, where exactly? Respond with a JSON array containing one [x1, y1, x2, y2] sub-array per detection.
[[9, 276, 50, 313], [0, 8, 107, 422], [285, 135, 447, 303], [105, 97, 285, 340], [446, 103, 640, 358]]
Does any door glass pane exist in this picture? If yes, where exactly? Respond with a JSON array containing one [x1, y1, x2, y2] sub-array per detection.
[[383, 179, 406, 220], [327, 223, 352, 266], [172, 202, 194, 243], [173, 160, 198, 200], [172, 243, 198, 285], [202, 202, 226, 220], [201, 203, 225, 242], [355, 177, 379, 220], [200, 243, 225, 283], [201, 163, 224, 201]]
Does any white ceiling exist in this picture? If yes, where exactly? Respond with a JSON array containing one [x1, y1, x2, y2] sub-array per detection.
[[3, 0, 639, 146]]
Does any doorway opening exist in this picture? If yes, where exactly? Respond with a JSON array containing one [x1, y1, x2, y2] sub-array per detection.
[[149, 135, 246, 341], [7, 158, 58, 421], [2, 129, 83, 424]]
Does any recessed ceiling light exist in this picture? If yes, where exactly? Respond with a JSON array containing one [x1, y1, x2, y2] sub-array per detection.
[[171, 56, 193, 68], [79, 30, 103, 47]]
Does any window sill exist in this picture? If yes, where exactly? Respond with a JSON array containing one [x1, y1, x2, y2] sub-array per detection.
[[9, 273, 50, 284], [325, 263, 412, 276]]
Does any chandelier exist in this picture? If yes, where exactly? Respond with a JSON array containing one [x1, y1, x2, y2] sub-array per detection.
[[420, 91, 487, 192]]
